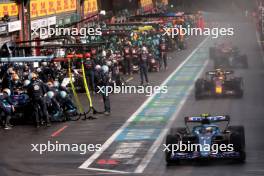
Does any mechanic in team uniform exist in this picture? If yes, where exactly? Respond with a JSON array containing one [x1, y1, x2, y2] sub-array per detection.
[[40, 62, 56, 83], [10, 73, 23, 95], [27, 72, 50, 128], [96, 65, 111, 116], [2, 68, 15, 90], [123, 40, 133, 75], [159, 38, 168, 70], [0, 88, 14, 130], [84, 53, 96, 94], [139, 45, 150, 85]]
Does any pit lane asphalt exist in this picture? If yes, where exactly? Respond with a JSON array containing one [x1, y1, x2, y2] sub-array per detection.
[[143, 15, 264, 176], [0, 31, 204, 176], [1, 14, 264, 176]]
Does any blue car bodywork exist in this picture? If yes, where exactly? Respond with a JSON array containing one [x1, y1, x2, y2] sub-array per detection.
[[168, 116, 243, 161]]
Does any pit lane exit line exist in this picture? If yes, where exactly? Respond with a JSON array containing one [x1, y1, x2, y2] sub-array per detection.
[[79, 36, 211, 173]]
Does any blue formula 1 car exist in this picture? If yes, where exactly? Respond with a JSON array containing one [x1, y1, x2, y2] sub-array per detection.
[[165, 114, 246, 165]]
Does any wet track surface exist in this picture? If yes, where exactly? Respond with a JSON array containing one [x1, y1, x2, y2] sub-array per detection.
[[1, 13, 264, 176]]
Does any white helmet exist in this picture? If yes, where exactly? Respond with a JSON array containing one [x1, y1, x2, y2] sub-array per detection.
[[53, 81, 60, 88], [47, 91, 55, 99], [3, 88, 11, 96], [7, 68, 13, 74], [106, 61, 112, 67], [102, 50, 107, 57], [102, 65, 109, 74], [60, 91, 67, 98], [142, 46, 147, 52], [42, 62, 48, 66], [95, 65, 101, 71], [23, 80, 31, 87], [36, 68, 42, 73]]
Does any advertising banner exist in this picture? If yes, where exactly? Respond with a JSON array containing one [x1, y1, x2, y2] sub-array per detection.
[[84, 0, 98, 15], [0, 3, 19, 18], [140, 0, 153, 11], [8, 20, 21, 32], [30, 0, 77, 18]]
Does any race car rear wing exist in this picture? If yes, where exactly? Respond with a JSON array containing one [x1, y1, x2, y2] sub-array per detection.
[[184, 115, 230, 123], [206, 70, 234, 75]]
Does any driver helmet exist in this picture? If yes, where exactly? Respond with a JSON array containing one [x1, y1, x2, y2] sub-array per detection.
[[205, 127, 213, 133]]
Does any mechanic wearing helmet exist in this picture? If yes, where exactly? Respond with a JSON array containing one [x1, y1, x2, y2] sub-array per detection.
[[45, 90, 62, 121], [123, 40, 132, 75], [2, 67, 15, 90], [96, 65, 111, 116], [41, 62, 56, 83], [10, 73, 22, 95], [94, 64, 102, 89], [27, 72, 51, 128], [57, 90, 76, 113], [139, 45, 150, 85], [0, 88, 14, 130], [84, 53, 96, 94], [159, 38, 168, 70]]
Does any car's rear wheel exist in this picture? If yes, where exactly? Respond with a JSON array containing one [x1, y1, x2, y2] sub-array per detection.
[[233, 78, 244, 98], [228, 126, 246, 162], [165, 127, 186, 165]]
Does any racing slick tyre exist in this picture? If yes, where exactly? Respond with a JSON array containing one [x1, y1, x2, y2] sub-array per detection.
[[233, 78, 244, 98], [195, 79, 204, 100], [227, 126, 246, 162], [165, 127, 187, 165]]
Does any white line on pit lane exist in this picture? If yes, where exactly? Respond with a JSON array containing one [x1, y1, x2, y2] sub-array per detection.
[[79, 36, 210, 173], [135, 37, 210, 173]]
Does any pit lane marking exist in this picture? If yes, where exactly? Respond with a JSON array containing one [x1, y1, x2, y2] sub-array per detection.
[[125, 77, 134, 82], [51, 125, 68, 137], [79, 36, 210, 173]]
